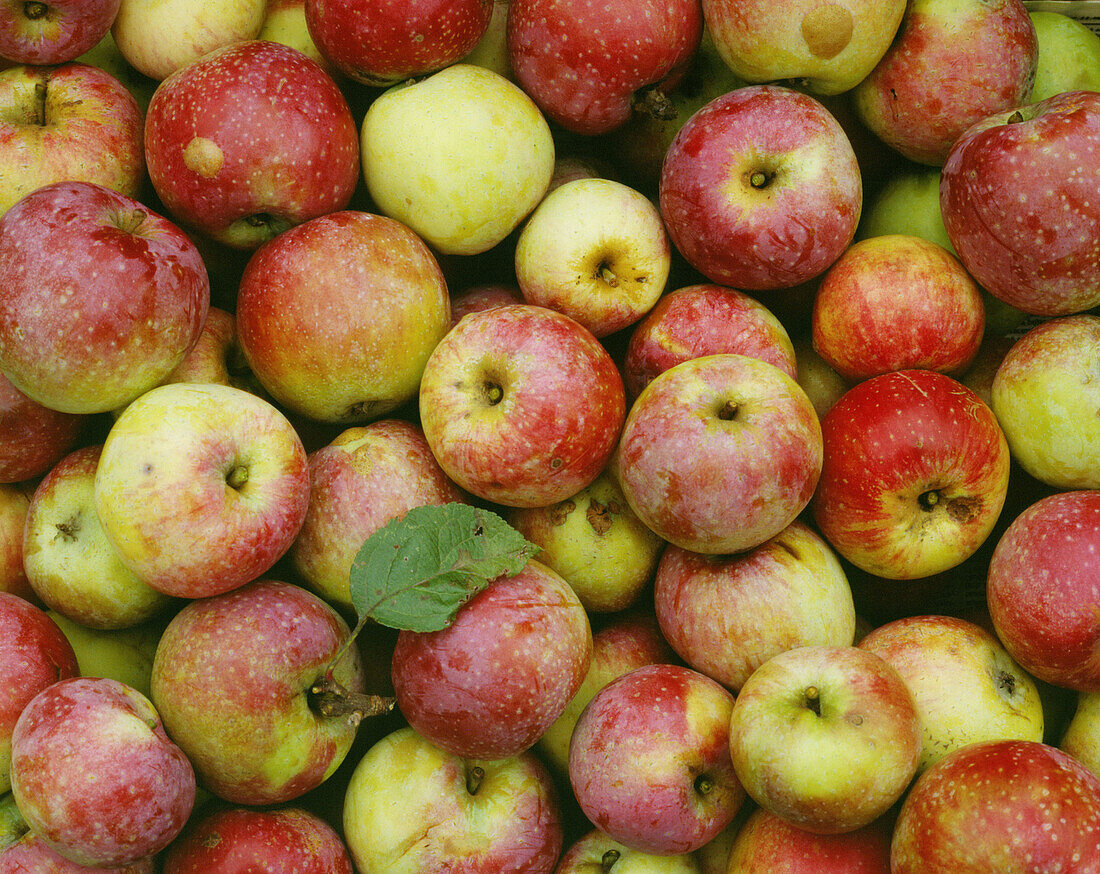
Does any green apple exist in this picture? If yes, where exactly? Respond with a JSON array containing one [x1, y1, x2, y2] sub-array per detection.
[[1061, 691, 1100, 780], [458, 0, 511, 80], [257, 0, 335, 77], [361, 63, 555, 256], [0, 792, 26, 851], [46, 610, 162, 701], [1029, 10, 1100, 103]]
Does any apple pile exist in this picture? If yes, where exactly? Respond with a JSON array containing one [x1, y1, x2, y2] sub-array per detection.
[[2, 0, 1100, 871]]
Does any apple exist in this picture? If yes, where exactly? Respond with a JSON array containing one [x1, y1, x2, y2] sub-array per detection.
[[290, 419, 467, 611], [0, 0, 118, 65], [93, 383, 311, 600], [986, 489, 1100, 692], [858, 614, 1044, 773], [417, 303, 625, 509], [940, 89, 1100, 316], [728, 644, 922, 834], [615, 353, 823, 555], [343, 726, 563, 873], [0, 827, 156, 872], [725, 807, 892, 873], [449, 282, 525, 328], [45, 610, 161, 701], [258, 0, 339, 77], [536, 609, 676, 773], [1029, 10, 1100, 103], [0, 180, 209, 415], [75, 29, 157, 111], [792, 335, 848, 421], [144, 39, 360, 250], [0, 787, 22, 848], [811, 369, 1011, 579], [23, 445, 174, 629], [458, 0, 509, 78], [659, 85, 862, 291], [654, 520, 856, 692], [392, 558, 592, 759], [111, 0, 267, 82], [514, 177, 670, 338], [0, 374, 84, 484], [852, 0, 1038, 166], [556, 828, 704, 873], [0, 62, 144, 217], [507, 0, 703, 136], [569, 663, 744, 856], [10, 676, 195, 867], [360, 63, 554, 256], [890, 739, 1100, 872], [162, 805, 354, 873], [236, 210, 451, 424], [305, 0, 493, 86], [0, 592, 79, 794], [811, 234, 985, 381], [159, 306, 262, 396], [507, 470, 665, 614], [1061, 691, 1100, 780], [990, 314, 1100, 489], [958, 332, 1016, 408], [703, 0, 905, 96], [623, 283, 797, 400], [151, 578, 372, 806], [858, 164, 953, 250], [0, 484, 30, 599]]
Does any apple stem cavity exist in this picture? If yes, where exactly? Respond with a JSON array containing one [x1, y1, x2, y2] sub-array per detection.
[[116, 208, 147, 236], [33, 81, 47, 126], [918, 489, 940, 511], [224, 463, 249, 491], [23, 1, 49, 21], [482, 380, 503, 406], [597, 261, 620, 287], [803, 684, 822, 716], [749, 170, 776, 189], [600, 850, 621, 872], [717, 400, 740, 421], [693, 773, 714, 796], [465, 765, 485, 796], [309, 673, 395, 725]]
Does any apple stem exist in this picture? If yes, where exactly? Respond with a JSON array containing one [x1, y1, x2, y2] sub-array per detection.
[[597, 262, 620, 287], [224, 463, 249, 491], [918, 489, 940, 511], [309, 673, 395, 724], [804, 685, 822, 716], [23, 1, 48, 20], [750, 170, 774, 189], [117, 208, 148, 236], [483, 381, 503, 406], [465, 765, 485, 795], [717, 400, 739, 421], [33, 80, 46, 126], [694, 774, 713, 796], [600, 850, 621, 871]]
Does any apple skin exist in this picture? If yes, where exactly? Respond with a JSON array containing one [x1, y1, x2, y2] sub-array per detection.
[[160, 306, 261, 395], [615, 353, 823, 555], [568, 663, 745, 856], [725, 807, 892, 873], [792, 336, 847, 421], [703, 0, 905, 96], [507, 0, 703, 136], [0, 180, 210, 415], [1061, 691, 1100, 780], [659, 85, 862, 291], [1029, 10, 1100, 103], [0, 0, 119, 65], [23, 445, 174, 630], [858, 614, 1044, 773], [0, 375, 84, 484], [654, 520, 856, 692], [305, 0, 493, 86], [392, 559, 592, 760], [93, 383, 311, 600], [45, 610, 161, 701], [728, 645, 922, 834], [290, 419, 467, 611], [0, 62, 144, 217], [343, 726, 563, 873], [0, 484, 30, 599], [890, 739, 1100, 872], [514, 177, 671, 338], [811, 369, 1011, 580], [151, 579, 368, 806], [0, 592, 79, 794], [940, 90, 1100, 316], [144, 40, 360, 250], [449, 283, 525, 328], [10, 676, 196, 868], [162, 805, 354, 873], [852, 0, 1038, 166], [556, 828, 704, 873], [987, 489, 1100, 693], [990, 314, 1100, 490], [258, 0, 335, 76], [418, 304, 625, 509], [236, 210, 451, 424], [0, 828, 156, 872], [811, 234, 985, 382], [623, 283, 797, 400]]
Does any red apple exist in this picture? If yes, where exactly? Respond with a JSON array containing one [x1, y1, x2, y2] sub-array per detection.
[[568, 663, 745, 856], [0, 0, 119, 64], [507, 0, 703, 135], [940, 90, 1100, 316], [623, 283, 798, 400], [150, 579, 371, 806], [236, 210, 451, 424], [725, 807, 892, 873], [0, 829, 156, 872], [811, 369, 1011, 579], [987, 489, 1100, 692], [417, 304, 626, 509], [615, 353, 823, 555], [555, 828, 704, 872], [852, 0, 1038, 166], [659, 84, 862, 291], [305, 0, 493, 86], [0, 62, 144, 217], [811, 234, 985, 381], [0, 180, 209, 415], [144, 39, 360, 249], [10, 676, 195, 868], [449, 283, 524, 329], [0, 373, 84, 483], [392, 559, 591, 760], [890, 740, 1100, 872], [162, 805, 354, 873]]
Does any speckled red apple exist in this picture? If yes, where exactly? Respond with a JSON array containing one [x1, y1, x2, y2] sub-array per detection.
[[0, 0, 119, 64], [726, 807, 892, 873], [0, 374, 84, 484], [0, 830, 156, 873]]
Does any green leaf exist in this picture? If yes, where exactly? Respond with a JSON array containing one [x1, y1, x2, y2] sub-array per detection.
[[349, 503, 539, 633]]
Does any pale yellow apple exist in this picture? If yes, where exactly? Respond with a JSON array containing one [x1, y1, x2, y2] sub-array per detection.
[[1029, 11, 1100, 103], [46, 610, 162, 700], [1060, 691, 1100, 780], [258, 0, 335, 77], [459, 0, 511, 80], [361, 64, 555, 256], [704, 0, 906, 95], [793, 335, 848, 420], [557, 829, 704, 873]]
